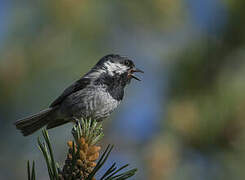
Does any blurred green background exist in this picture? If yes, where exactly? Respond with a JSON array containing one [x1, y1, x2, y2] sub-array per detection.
[[1, 0, 245, 179]]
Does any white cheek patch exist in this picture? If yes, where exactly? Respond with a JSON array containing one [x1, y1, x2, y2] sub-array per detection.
[[104, 61, 128, 75]]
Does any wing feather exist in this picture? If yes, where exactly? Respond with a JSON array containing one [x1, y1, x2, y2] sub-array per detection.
[[50, 78, 91, 107]]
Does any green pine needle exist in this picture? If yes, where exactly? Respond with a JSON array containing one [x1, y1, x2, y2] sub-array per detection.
[[86, 144, 114, 180], [86, 144, 137, 180], [106, 168, 138, 180], [27, 160, 36, 180], [72, 118, 104, 145], [26, 118, 137, 180], [31, 161, 36, 180], [100, 163, 117, 180], [27, 161, 31, 180], [70, 141, 79, 176], [37, 129, 59, 180]]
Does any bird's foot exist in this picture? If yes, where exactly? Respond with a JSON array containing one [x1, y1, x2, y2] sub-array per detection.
[[71, 117, 80, 127]]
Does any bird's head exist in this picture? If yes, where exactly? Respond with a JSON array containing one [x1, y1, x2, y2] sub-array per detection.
[[94, 54, 144, 84]]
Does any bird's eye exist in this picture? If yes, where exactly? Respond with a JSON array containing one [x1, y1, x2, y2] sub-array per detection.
[[124, 60, 130, 66]]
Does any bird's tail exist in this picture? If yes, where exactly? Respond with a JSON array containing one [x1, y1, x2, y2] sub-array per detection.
[[14, 108, 57, 136]]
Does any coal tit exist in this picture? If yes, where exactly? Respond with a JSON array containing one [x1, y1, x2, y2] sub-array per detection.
[[14, 54, 144, 136]]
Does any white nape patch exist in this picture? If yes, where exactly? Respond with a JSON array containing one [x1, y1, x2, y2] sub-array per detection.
[[104, 61, 128, 75], [85, 69, 106, 79]]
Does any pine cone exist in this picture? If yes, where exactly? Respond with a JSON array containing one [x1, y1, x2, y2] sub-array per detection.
[[59, 137, 101, 180]]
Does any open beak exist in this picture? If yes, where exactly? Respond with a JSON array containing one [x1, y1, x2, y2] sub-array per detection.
[[129, 68, 144, 81]]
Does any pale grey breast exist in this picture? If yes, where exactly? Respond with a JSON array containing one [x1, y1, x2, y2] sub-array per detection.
[[60, 85, 120, 121], [92, 86, 121, 120]]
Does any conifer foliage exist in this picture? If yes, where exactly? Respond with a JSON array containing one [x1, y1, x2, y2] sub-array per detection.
[[27, 119, 137, 180]]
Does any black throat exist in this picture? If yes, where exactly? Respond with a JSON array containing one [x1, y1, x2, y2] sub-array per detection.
[[94, 72, 129, 101]]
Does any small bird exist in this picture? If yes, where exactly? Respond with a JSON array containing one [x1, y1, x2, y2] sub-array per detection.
[[14, 54, 143, 136]]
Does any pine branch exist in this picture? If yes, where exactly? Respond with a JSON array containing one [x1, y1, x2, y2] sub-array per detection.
[[27, 118, 137, 180]]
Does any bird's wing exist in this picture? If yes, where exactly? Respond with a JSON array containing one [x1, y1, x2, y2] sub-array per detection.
[[50, 78, 91, 107]]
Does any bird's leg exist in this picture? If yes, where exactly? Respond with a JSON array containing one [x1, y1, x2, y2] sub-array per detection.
[[71, 117, 80, 127], [71, 117, 80, 139]]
